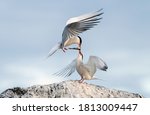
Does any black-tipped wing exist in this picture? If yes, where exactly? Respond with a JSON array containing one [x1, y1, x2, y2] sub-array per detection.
[[62, 9, 103, 46], [88, 56, 108, 71]]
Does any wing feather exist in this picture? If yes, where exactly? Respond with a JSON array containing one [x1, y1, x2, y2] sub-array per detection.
[[88, 56, 108, 71], [52, 59, 77, 78], [62, 9, 103, 46]]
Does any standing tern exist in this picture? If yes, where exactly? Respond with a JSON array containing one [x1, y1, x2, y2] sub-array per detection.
[[53, 49, 108, 83], [47, 9, 103, 57]]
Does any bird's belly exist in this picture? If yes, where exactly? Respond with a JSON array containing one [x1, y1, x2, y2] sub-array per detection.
[[76, 65, 92, 80], [64, 38, 79, 47]]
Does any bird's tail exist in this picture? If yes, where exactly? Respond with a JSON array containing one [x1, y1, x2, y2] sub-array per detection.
[[92, 77, 103, 81], [91, 76, 106, 82], [47, 42, 61, 58]]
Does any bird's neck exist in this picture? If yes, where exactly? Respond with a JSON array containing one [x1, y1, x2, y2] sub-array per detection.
[[77, 51, 83, 65]]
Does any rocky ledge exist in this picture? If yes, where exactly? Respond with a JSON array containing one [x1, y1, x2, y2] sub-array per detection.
[[0, 80, 142, 98]]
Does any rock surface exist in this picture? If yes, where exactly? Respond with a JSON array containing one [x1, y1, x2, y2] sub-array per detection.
[[0, 80, 142, 98]]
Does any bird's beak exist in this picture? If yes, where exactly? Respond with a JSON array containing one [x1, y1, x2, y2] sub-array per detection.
[[68, 47, 81, 50]]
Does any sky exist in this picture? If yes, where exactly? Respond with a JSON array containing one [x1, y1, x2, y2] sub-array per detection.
[[0, 0, 150, 97]]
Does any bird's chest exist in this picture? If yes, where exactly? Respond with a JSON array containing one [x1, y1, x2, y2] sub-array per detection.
[[76, 64, 90, 77], [76, 64, 83, 75], [64, 38, 79, 47], [76, 63, 84, 75]]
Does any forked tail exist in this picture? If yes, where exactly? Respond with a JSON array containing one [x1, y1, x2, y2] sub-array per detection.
[[47, 42, 61, 58]]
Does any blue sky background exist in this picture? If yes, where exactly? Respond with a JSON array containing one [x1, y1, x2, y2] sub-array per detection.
[[0, 0, 150, 97]]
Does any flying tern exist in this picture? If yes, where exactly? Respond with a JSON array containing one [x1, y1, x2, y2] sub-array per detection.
[[47, 9, 103, 57], [53, 49, 108, 83]]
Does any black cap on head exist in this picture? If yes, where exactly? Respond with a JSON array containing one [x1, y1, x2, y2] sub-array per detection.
[[78, 36, 82, 46]]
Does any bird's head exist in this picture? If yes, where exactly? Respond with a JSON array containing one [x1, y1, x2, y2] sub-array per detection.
[[77, 36, 82, 48]]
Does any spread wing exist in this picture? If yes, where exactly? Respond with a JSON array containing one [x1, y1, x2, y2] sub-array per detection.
[[52, 59, 77, 77], [88, 56, 108, 71], [62, 9, 103, 46]]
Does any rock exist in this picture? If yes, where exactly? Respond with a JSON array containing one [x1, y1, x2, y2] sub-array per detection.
[[0, 80, 143, 98]]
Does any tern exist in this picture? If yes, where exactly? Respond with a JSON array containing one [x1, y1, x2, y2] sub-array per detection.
[[53, 49, 108, 83], [47, 9, 103, 57]]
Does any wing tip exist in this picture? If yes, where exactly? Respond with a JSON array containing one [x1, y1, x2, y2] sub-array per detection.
[[97, 8, 104, 16], [102, 65, 108, 71], [97, 8, 103, 12]]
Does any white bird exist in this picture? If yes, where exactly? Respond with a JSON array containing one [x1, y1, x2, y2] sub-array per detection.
[[53, 49, 108, 83], [47, 9, 103, 57]]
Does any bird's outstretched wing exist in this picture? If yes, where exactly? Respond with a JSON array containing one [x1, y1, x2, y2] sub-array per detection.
[[52, 59, 77, 77], [88, 56, 108, 71], [62, 9, 103, 46], [47, 42, 61, 57]]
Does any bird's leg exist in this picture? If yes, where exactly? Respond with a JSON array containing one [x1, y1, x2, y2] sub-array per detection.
[[62, 49, 66, 52], [79, 78, 84, 83], [62, 47, 68, 52], [64, 47, 68, 50]]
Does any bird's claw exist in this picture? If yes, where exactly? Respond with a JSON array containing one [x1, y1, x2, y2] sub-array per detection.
[[64, 47, 68, 50], [62, 49, 66, 52], [62, 48, 68, 52], [79, 79, 84, 83]]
